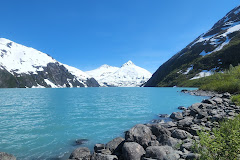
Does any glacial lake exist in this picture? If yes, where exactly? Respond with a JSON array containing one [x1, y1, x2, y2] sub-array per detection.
[[0, 87, 207, 160]]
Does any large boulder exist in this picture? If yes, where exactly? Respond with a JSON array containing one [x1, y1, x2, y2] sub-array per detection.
[[106, 137, 125, 154], [145, 146, 180, 160], [69, 147, 91, 160], [125, 124, 153, 148], [122, 142, 146, 160], [178, 117, 193, 127], [150, 123, 171, 137], [0, 152, 16, 160], [91, 153, 118, 160], [171, 129, 192, 140]]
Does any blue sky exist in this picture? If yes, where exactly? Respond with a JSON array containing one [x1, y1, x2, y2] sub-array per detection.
[[0, 0, 239, 73]]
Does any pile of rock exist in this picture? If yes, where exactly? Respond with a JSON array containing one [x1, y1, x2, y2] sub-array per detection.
[[68, 91, 240, 160]]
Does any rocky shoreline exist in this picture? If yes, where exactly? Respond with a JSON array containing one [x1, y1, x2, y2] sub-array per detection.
[[67, 90, 239, 160], [1, 90, 239, 160]]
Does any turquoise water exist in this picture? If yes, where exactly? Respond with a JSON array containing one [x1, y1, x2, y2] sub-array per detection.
[[0, 88, 206, 160]]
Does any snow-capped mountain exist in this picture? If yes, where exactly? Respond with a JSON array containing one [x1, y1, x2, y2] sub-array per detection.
[[87, 61, 152, 87], [0, 38, 99, 88], [145, 5, 240, 87]]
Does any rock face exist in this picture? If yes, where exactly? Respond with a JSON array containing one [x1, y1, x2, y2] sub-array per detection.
[[0, 38, 99, 88], [145, 5, 240, 87], [69, 90, 238, 160], [0, 152, 16, 160]]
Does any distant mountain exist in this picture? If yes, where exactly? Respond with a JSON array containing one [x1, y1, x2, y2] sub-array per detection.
[[145, 5, 240, 87], [0, 38, 99, 88], [86, 61, 152, 87]]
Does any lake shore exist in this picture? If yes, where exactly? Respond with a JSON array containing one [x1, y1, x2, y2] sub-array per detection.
[[67, 90, 239, 160], [1, 89, 238, 160]]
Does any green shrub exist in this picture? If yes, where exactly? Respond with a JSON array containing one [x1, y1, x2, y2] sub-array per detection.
[[232, 94, 240, 106], [195, 114, 240, 160]]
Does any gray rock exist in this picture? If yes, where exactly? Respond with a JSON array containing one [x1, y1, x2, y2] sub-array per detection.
[[148, 140, 160, 146], [178, 117, 193, 127], [186, 153, 200, 160], [202, 99, 217, 105], [178, 106, 186, 110], [69, 147, 91, 160], [180, 142, 193, 151], [189, 124, 202, 136], [145, 146, 180, 160], [106, 137, 124, 153], [125, 124, 153, 148], [222, 92, 231, 99], [166, 137, 182, 149], [171, 129, 192, 140], [122, 142, 146, 160], [0, 152, 16, 160], [150, 123, 171, 137], [212, 97, 223, 104], [94, 144, 105, 153], [158, 114, 169, 118], [170, 112, 183, 121], [91, 153, 118, 160]]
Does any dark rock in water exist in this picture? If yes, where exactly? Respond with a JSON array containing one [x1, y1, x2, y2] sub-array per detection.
[[158, 114, 169, 118], [0, 152, 16, 160], [122, 142, 146, 160], [69, 147, 91, 160], [106, 137, 125, 154], [178, 106, 186, 110], [125, 124, 152, 148], [75, 139, 88, 145], [94, 143, 105, 153], [170, 112, 183, 121], [91, 153, 118, 160], [145, 146, 180, 160]]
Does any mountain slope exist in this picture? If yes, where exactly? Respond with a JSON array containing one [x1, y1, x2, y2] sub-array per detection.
[[145, 5, 240, 87], [0, 38, 99, 88], [87, 61, 152, 87]]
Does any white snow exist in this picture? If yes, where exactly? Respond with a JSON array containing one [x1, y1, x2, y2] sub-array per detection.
[[0, 38, 56, 74], [86, 60, 152, 87], [190, 70, 213, 80], [44, 79, 58, 88], [86, 64, 119, 81], [183, 66, 193, 74]]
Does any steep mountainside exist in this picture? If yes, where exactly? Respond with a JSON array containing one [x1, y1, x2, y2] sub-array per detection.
[[145, 5, 240, 87], [87, 61, 152, 87], [0, 38, 99, 88]]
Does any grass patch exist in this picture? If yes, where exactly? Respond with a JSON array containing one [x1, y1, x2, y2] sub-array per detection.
[[232, 94, 240, 105]]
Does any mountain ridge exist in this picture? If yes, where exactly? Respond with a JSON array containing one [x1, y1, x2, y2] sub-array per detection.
[[145, 5, 240, 87]]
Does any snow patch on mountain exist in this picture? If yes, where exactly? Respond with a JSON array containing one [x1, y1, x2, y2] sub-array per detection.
[[87, 61, 152, 87]]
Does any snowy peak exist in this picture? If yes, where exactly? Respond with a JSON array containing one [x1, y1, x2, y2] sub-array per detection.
[[0, 38, 99, 88], [87, 61, 152, 87], [122, 60, 134, 67]]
